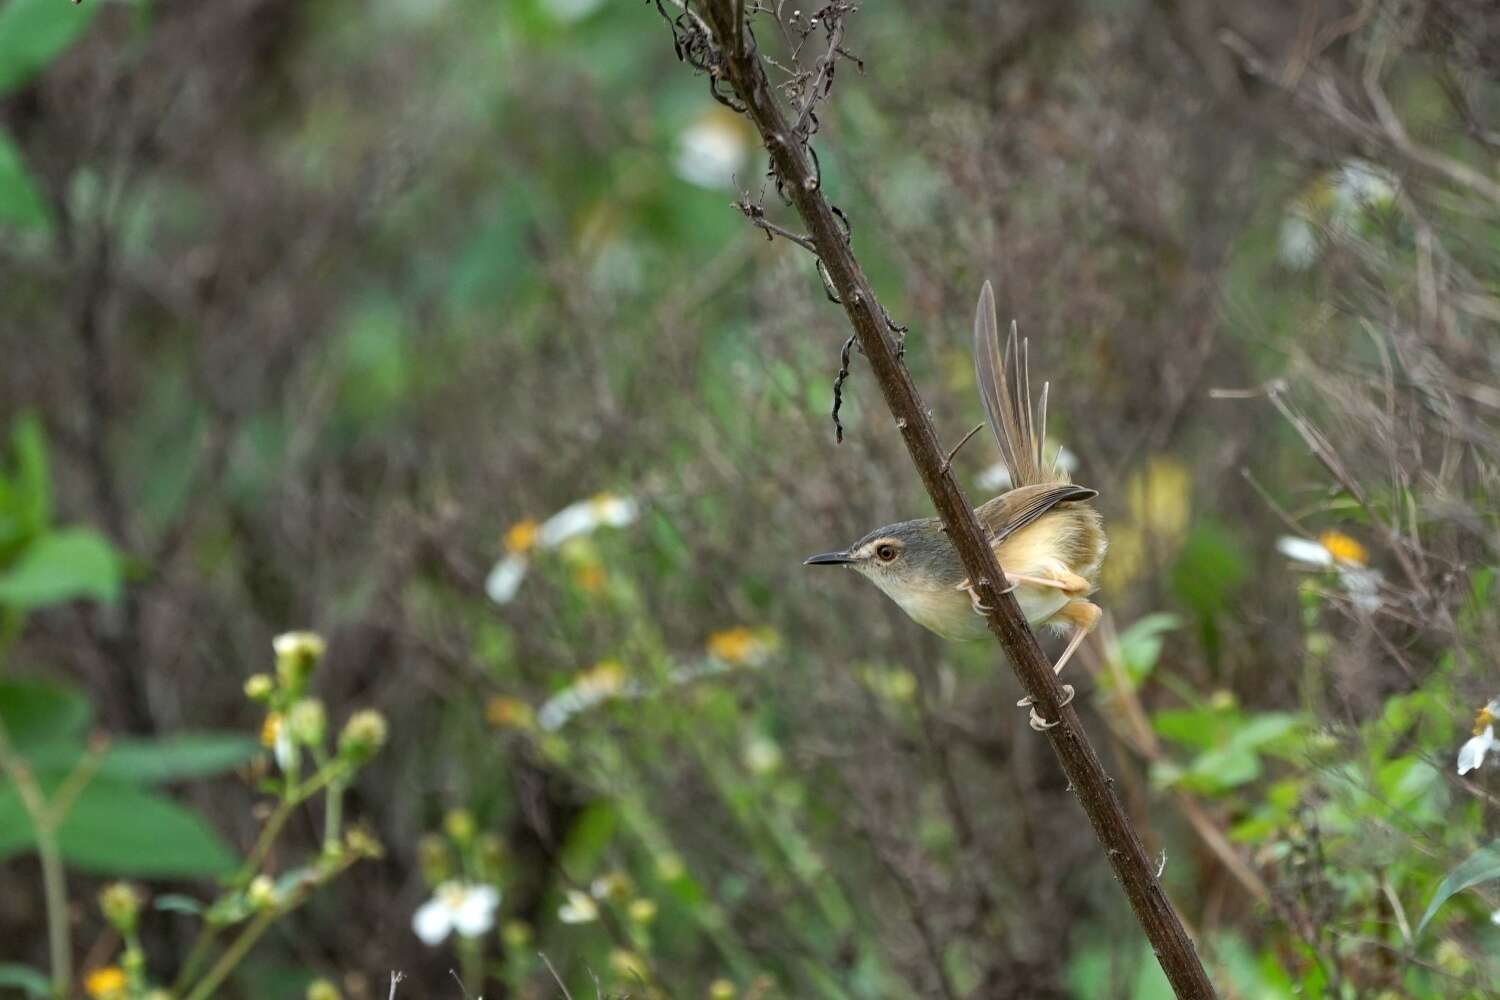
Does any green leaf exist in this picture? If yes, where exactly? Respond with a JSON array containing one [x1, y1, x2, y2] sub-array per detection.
[[1114, 613, 1181, 685], [0, 677, 90, 750], [0, 0, 101, 94], [9, 411, 51, 538], [0, 963, 50, 997], [153, 893, 205, 915], [558, 801, 617, 875], [1182, 744, 1261, 793], [0, 779, 238, 877], [0, 527, 122, 609], [0, 129, 49, 232], [1416, 840, 1500, 936], [26, 732, 260, 783], [1229, 712, 1298, 750]]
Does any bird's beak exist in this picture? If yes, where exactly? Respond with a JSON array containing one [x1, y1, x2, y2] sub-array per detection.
[[803, 550, 853, 566]]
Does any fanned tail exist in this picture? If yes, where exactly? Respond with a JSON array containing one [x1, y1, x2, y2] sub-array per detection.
[[974, 280, 1057, 488]]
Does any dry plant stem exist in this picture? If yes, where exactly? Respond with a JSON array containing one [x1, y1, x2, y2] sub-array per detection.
[[691, 3, 1216, 995]]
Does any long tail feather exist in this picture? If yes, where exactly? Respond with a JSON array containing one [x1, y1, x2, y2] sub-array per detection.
[[973, 281, 1053, 487]]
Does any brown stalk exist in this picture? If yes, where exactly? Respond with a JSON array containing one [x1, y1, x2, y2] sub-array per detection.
[[684, 3, 1218, 995]]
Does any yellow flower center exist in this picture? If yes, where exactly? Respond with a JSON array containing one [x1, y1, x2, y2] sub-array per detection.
[[707, 627, 758, 664], [1475, 707, 1495, 736], [579, 660, 626, 694], [504, 519, 540, 554], [85, 967, 127, 1000], [1318, 530, 1368, 566], [260, 713, 283, 749], [485, 697, 535, 730]]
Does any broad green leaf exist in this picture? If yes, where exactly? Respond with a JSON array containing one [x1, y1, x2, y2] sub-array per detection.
[[1416, 839, 1500, 936], [26, 732, 260, 783], [1114, 613, 1181, 685], [0, 129, 48, 232], [1183, 744, 1261, 792], [0, 779, 238, 876], [1229, 712, 1298, 750], [0, 0, 100, 94], [0, 527, 122, 608], [0, 677, 90, 749], [0, 963, 50, 997], [1151, 706, 1226, 750]]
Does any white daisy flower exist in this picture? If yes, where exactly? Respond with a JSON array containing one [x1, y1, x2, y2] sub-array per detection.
[[1277, 535, 1334, 566], [412, 882, 501, 946], [1457, 698, 1500, 776], [557, 888, 599, 924], [485, 555, 529, 605]]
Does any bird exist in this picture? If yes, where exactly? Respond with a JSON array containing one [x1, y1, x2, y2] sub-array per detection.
[[804, 280, 1106, 729]]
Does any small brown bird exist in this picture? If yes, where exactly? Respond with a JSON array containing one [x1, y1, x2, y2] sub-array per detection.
[[805, 281, 1106, 727]]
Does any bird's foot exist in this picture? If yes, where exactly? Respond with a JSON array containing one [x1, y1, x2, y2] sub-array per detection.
[[959, 580, 992, 615], [1022, 684, 1074, 731]]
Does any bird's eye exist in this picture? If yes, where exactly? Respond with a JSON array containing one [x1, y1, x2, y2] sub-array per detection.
[[875, 543, 897, 562]]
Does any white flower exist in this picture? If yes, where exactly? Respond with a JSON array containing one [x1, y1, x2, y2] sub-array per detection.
[[557, 888, 599, 924], [674, 113, 747, 189], [485, 555, 529, 605], [1277, 534, 1383, 611], [538, 494, 640, 548], [1277, 214, 1319, 270], [977, 445, 1076, 493], [1332, 160, 1396, 215], [412, 882, 501, 946], [1457, 699, 1500, 776], [1491, 907, 1500, 926], [1277, 535, 1334, 567], [1339, 566, 1382, 613], [272, 631, 326, 662]]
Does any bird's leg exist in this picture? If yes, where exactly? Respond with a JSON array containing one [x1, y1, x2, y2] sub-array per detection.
[[1019, 599, 1102, 729]]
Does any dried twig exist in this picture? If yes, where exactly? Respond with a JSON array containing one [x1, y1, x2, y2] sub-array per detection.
[[668, 4, 1218, 996]]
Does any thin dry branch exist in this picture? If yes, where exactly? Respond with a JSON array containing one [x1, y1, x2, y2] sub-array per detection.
[[671, 3, 1219, 997]]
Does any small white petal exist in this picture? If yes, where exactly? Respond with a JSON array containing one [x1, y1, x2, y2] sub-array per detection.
[[413, 897, 454, 945], [1491, 907, 1500, 926], [485, 555, 529, 604], [539, 503, 598, 548], [976, 462, 1013, 492], [1277, 536, 1333, 567], [558, 889, 599, 924], [1338, 566, 1383, 612], [1277, 215, 1319, 270], [453, 885, 500, 937], [1457, 727, 1495, 776], [1486, 697, 1500, 716], [595, 496, 639, 527], [274, 726, 297, 772]]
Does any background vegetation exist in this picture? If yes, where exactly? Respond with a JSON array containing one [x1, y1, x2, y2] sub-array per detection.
[[1, 0, 1499, 996]]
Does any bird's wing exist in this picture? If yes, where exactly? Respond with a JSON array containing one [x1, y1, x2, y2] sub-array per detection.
[[974, 280, 1053, 488], [976, 483, 1097, 544]]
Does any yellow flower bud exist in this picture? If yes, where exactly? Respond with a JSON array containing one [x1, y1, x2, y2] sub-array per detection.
[[244, 673, 274, 701], [84, 966, 127, 1000], [247, 874, 277, 909], [306, 979, 343, 1000], [273, 631, 326, 693], [708, 978, 736, 1000], [444, 808, 476, 846], [628, 898, 658, 924], [287, 698, 328, 747]]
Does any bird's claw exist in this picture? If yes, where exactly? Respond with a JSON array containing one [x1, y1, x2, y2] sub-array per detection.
[[959, 580, 992, 615], [1022, 684, 1075, 731]]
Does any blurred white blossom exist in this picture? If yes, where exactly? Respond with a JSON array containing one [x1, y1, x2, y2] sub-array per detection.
[[1277, 532, 1382, 612], [1458, 698, 1500, 776], [1277, 214, 1319, 271], [412, 882, 500, 945], [485, 555, 529, 604], [539, 494, 639, 548], [1332, 159, 1397, 215], [977, 445, 1076, 493], [486, 494, 639, 606], [558, 888, 599, 924], [674, 111, 747, 189]]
